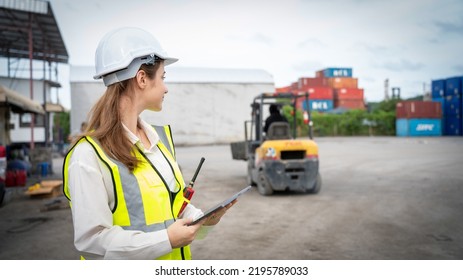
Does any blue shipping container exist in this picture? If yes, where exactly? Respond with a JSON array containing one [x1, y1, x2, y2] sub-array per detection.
[[445, 77, 462, 97], [320, 68, 352, 78], [302, 99, 334, 112], [444, 95, 461, 115], [443, 114, 462, 136], [432, 97, 445, 115], [396, 118, 442, 137], [431, 79, 445, 98]]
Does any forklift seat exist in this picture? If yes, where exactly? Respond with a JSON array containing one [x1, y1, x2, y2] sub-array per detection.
[[266, 122, 291, 140]]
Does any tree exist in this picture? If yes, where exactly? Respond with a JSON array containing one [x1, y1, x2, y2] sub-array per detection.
[[53, 112, 70, 143]]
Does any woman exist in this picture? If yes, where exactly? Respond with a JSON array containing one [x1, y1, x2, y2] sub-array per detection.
[[63, 27, 234, 260]]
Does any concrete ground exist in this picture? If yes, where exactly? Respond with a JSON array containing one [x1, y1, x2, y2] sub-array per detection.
[[0, 136, 462, 260]]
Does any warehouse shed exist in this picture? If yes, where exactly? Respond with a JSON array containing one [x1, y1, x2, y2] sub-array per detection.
[[70, 66, 275, 145]]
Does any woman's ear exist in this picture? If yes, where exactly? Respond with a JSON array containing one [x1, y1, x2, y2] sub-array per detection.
[[135, 70, 147, 88]]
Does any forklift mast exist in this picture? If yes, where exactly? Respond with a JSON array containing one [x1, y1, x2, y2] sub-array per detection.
[[251, 92, 313, 141]]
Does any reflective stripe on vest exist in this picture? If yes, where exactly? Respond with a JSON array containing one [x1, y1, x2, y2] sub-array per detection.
[[63, 125, 191, 260]]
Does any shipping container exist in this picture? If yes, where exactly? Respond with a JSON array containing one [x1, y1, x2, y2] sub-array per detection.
[[325, 77, 358, 89], [443, 114, 462, 136], [444, 95, 461, 115], [298, 77, 327, 88], [334, 88, 364, 100], [298, 99, 334, 112], [275, 85, 291, 93], [396, 101, 442, 119], [334, 99, 365, 110], [291, 82, 299, 90], [431, 79, 446, 98], [293, 87, 333, 100], [396, 118, 442, 137], [316, 68, 352, 78], [445, 76, 462, 97], [431, 97, 445, 115]]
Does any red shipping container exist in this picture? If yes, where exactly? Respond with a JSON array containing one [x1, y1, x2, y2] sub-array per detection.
[[275, 86, 291, 93], [334, 99, 365, 110], [315, 70, 324, 78], [298, 77, 327, 88], [335, 88, 364, 100], [291, 82, 299, 90], [293, 87, 333, 100], [325, 77, 358, 89], [396, 101, 442, 119]]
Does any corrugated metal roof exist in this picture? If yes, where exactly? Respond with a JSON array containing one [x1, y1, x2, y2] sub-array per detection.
[[0, 0, 68, 63], [0, 83, 45, 114], [0, 0, 48, 14], [70, 66, 274, 84]]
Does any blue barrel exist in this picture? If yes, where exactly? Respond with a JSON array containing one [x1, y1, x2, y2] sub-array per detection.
[[396, 118, 442, 137], [37, 162, 51, 177]]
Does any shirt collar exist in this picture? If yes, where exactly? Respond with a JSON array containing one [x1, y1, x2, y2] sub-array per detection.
[[122, 119, 160, 152]]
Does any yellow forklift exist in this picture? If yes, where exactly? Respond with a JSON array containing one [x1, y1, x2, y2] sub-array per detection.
[[231, 92, 321, 195]]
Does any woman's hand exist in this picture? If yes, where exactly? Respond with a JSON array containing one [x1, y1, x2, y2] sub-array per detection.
[[203, 199, 238, 226], [167, 218, 203, 248]]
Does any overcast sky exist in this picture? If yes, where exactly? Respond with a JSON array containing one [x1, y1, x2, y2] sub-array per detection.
[[43, 0, 463, 107]]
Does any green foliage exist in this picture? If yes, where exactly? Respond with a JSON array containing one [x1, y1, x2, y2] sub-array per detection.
[[291, 99, 398, 137], [282, 105, 309, 137], [373, 99, 400, 113], [53, 111, 70, 143]]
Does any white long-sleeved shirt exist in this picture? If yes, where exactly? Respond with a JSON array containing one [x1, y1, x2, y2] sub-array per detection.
[[67, 119, 210, 259]]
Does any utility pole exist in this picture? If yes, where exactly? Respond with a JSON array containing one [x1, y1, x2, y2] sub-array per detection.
[[384, 79, 389, 101]]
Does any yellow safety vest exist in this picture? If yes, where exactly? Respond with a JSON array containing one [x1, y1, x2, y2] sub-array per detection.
[[63, 125, 191, 260]]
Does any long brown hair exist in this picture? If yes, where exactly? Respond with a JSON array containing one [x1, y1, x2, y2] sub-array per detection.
[[80, 61, 162, 172]]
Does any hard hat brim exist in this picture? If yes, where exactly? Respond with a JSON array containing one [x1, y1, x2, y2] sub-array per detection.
[[96, 55, 178, 86]]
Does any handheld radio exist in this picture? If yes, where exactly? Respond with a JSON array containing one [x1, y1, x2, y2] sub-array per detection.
[[178, 157, 205, 216]]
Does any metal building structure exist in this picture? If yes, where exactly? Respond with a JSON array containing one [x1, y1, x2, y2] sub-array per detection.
[[0, 0, 68, 149]]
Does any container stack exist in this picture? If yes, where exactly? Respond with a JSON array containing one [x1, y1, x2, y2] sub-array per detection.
[[396, 101, 442, 137], [275, 67, 365, 112], [316, 67, 364, 111], [295, 80, 334, 112], [431, 76, 462, 136]]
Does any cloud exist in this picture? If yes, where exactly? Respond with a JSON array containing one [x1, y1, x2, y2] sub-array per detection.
[[453, 64, 463, 72], [378, 59, 425, 72], [250, 33, 275, 46], [292, 60, 324, 73], [352, 42, 397, 56], [433, 20, 463, 35], [298, 38, 326, 48]]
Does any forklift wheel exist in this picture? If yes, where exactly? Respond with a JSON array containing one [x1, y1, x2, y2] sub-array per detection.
[[247, 162, 256, 186], [257, 170, 273, 196], [306, 173, 322, 194]]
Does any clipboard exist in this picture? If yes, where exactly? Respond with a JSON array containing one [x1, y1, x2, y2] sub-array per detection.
[[188, 186, 252, 226]]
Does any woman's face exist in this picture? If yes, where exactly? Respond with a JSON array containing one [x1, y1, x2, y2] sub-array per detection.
[[145, 62, 167, 112]]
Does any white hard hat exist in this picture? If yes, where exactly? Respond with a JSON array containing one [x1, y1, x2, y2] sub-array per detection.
[[93, 27, 178, 86]]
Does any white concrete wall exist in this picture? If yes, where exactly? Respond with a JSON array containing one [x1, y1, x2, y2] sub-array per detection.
[[69, 81, 105, 136], [70, 81, 274, 145], [142, 82, 274, 145]]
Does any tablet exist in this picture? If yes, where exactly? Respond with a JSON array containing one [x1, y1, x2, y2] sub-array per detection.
[[188, 186, 252, 226]]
